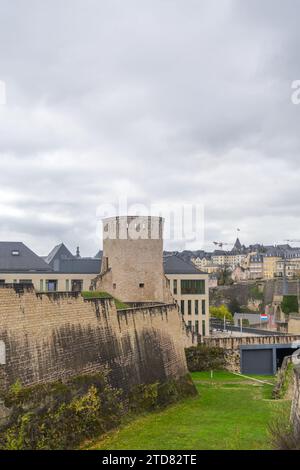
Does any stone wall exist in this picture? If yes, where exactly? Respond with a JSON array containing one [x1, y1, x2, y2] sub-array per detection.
[[287, 316, 300, 334], [291, 367, 300, 436], [203, 335, 300, 374], [224, 349, 240, 373], [203, 335, 300, 350], [0, 285, 191, 391]]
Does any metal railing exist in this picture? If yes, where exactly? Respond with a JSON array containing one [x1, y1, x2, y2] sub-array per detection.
[[210, 317, 287, 336]]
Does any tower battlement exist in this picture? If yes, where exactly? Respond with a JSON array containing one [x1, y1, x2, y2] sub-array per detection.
[[103, 216, 163, 241]]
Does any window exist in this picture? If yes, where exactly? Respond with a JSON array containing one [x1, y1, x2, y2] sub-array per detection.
[[202, 320, 206, 337], [19, 279, 32, 285], [188, 321, 192, 331], [195, 320, 199, 334], [202, 299, 206, 316], [139, 283, 144, 288], [40, 280, 44, 292], [181, 300, 185, 315], [11, 250, 20, 256], [46, 280, 58, 292], [113, 283, 116, 289], [173, 279, 177, 295], [65, 279, 69, 291], [181, 279, 205, 295], [195, 300, 199, 316], [188, 300, 192, 315], [71, 280, 83, 292]]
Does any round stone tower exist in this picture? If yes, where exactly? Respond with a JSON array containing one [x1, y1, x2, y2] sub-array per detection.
[[98, 215, 166, 303]]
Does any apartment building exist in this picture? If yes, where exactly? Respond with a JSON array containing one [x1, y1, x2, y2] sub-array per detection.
[[263, 254, 282, 279], [192, 257, 219, 274], [276, 258, 300, 278], [249, 254, 264, 279], [164, 254, 209, 337], [211, 252, 247, 270]]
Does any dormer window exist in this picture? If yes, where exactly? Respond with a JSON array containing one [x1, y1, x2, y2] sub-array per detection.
[[11, 250, 20, 256]]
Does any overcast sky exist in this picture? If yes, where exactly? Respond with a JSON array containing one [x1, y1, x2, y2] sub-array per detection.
[[1, 0, 300, 255]]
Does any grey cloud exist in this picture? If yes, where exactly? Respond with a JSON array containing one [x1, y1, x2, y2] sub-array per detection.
[[0, 0, 300, 253]]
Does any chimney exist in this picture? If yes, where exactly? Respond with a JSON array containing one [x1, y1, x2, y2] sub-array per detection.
[[76, 246, 80, 258]]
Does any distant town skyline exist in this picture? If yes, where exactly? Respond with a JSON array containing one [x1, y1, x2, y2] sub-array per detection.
[[15, 234, 300, 259]]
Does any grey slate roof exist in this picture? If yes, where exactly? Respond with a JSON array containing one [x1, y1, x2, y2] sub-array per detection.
[[232, 237, 242, 252], [45, 243, 75, 265], [163, 254, 205, 275], [53, 258, 101, 274], [0, 242, 53, 273], [44, 243, 101, 274]]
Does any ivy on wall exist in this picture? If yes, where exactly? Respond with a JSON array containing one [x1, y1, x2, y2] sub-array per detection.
[[0, 372, 197, 450]]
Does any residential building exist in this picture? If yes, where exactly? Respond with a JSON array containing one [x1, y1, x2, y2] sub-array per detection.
[[211, 252, 247, 270], [231, 265, 250, 282], [164, 254, 209, 337], [192, 257, 219, 274], [276, 258, 300, 279], [211, 250, 227, 266], [249, 254, 264, 279], [208, 273, 218, 288], [263, 254, 282, 279]]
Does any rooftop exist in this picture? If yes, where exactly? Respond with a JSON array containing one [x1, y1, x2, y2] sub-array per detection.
[[163, 254, 205, 275], [0, 242, 53, 273]]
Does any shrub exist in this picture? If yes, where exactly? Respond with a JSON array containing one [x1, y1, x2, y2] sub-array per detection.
[[128, 383, 159, 412], [273, 362, 294, 399], [209, 304, 233, 321], [0, 373, 123, 450], [0, 373, 196, 449], [129, 374, 197, 412], [269, 410, 300, 450], [228, 298, 241, 315], [185, 345, 226, 372], [250, 285, 264, 301], [281, 295, 299, 315]]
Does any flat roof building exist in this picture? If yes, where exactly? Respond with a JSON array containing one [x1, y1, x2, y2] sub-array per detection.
[[164, 254, 209, 337]]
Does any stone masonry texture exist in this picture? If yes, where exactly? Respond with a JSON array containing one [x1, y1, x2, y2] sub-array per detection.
[[0, 285, 190, 391]]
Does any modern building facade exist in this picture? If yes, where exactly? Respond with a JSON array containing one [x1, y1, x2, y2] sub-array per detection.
[[164, 254, 209, 337], [0, 242, 101, 292]]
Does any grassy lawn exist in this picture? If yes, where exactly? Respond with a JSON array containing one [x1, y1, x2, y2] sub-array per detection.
[[85, 371, 289, 450], [192, 371, 276, 384]]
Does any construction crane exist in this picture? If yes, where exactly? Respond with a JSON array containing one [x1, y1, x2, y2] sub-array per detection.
[[213, 241, 232, 250]]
